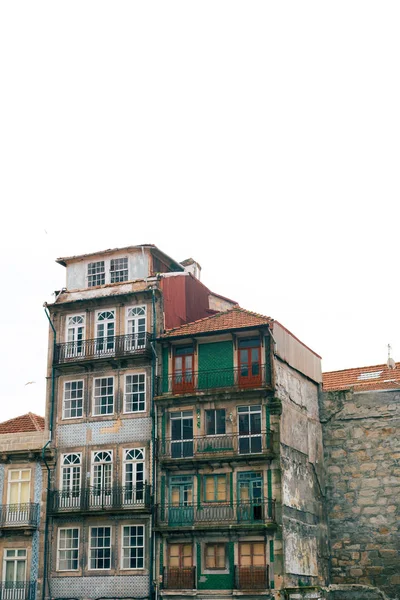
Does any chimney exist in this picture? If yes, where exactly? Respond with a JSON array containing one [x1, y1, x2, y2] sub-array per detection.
[[180, 258, 202, 280]]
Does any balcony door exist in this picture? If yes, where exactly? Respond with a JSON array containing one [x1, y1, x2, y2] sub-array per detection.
[[169, 476, 193, 526], [123, 448, 145, 505], [61, 453, 81, 509], [238, 543, 266, 589], [238, 339, 261, 387], [166, 544, 193, 589], [66, 314, 85, 358], [6, 470, 30, 524], [2, 549, 27, 599], [126, 306, 146, 350], [170, 411, 193, 458], [238, 405, 262, 454], [91, 451, 113, 507], [96, 310, 115, 354], [237, 472, 263, 522], [173, 346, 194, 393]]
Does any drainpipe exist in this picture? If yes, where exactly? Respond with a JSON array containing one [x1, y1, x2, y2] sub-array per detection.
[[41, 305, 56, 600], [149, 287, 158, 600]]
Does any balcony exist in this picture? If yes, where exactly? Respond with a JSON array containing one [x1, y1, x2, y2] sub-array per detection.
[[159, 431, 274, 465], [162, 567, 196, 590], [53, 333, 151, 365], [50, 484, 151, 514], [0, 504, 39, 530], [157, 364, 271, 397], [235, 566, 270, 590], [156, 500, 275, 529], [0, 582, 35, 600]]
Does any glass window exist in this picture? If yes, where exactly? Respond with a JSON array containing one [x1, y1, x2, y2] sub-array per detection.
[[205, 543, 226, 569], [168, 544, 192, 568], [124, 374, 146, 413], [110, 257, 128, 283], [63, 380, 84, 419], [205, 409, 226, 435], [238, 405, 262, 454], [7, 470, 30, 505], [121, 525, 145, 569], [66, 315, 85, 357], [93, 377, 114, 415], [204, 475, 227, 502], [239, 542, 265, 566], [58, 528, 79, 571], [126, 306, 146, 349], [89, 527, 112, 569], [123, 449, 145, 504], [3, 549, 26, 583], [61, 453, 81, 506], [96, 310, 115, 354], [170, 411, 193, 458], [88, 261, 105, 287]]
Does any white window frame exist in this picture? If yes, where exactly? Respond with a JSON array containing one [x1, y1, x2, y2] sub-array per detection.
[[62, 380, 84, 419], [120, 524, 145, 570], [95, 309, 116, 355], [7, 470, 31, 505], [87, 261, 105, 287], [2, 548, 27, 583], [57, 527, 80, 571], [110, 257, 129, 283], [122, 448, 145, 504], [125, 306, 147, 349], [92, 376, 114, 416], [89, 526, 112, 570], [60, 453, 82, 508], [124, 373, 146, 413], [65, 314, 85, 343], [91, 450, 113, 489]]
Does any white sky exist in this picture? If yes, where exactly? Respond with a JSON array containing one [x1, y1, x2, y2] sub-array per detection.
[[1, 1, 399, 422]]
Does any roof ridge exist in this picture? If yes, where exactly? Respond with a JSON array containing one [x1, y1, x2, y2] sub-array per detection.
[[164, 305, 270, 335], [323, 362, 399, 376]]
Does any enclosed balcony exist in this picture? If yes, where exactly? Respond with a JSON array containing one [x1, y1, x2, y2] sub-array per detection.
[[159, 430, 274, 465], [0, 504, 39, 530], [53, 333, 151, 365], [50, 484, 151, 514], [157, 364, 271, 397], [0, 581, 36, 600], [156, 499, 275, 529], [235, 566, 270, 590]]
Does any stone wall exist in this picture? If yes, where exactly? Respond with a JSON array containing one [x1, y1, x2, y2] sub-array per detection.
[[320, 388, 400, 599]]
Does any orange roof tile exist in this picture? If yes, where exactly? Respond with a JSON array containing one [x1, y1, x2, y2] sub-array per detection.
[[323, 362, 400, 392], [161, 306, 273, 338], [0, 413, 45, 434]]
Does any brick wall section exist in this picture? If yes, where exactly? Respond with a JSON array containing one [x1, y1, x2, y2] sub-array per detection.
[[320, 388, 400, 598]]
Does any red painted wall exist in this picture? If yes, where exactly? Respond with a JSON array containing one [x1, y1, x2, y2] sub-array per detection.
[[161, 274, 212, 330]]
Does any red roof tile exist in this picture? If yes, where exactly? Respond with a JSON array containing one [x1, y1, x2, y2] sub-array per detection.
[[161, 306, 273, 338], [323, 363, 400, 392], [0, 413, 45, 434]]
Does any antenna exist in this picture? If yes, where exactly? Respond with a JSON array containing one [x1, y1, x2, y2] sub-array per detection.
[[387, 344, 396, 370]]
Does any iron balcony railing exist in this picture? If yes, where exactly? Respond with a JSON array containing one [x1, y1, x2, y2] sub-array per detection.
[[157, 364, 271, 396], [0, 582, 36, 600], [162, 567, 196, 590], [53, 333, 151, 364], [50, 484, 151, 513], [157, 499, 275, 527], [159, 430, 273, 461], [0, 504, 39, 528], [235, 566, 270, 590]]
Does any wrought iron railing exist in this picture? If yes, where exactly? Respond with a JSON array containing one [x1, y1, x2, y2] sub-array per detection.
[[156, 364, 271, 395], [235, 566, 270, 589], [50, 484, 151, 513], [157, 499, 275, 526], [0, 582, 36, 600], [53, 333, 151, 364], [162, 567, 196, 590], [159, 430, 273, 461], [0, 504, 39, 528]]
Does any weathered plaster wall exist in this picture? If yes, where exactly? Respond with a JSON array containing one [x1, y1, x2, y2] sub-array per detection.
[[320, 388, 400, 599], [274, 358, 328, 587]]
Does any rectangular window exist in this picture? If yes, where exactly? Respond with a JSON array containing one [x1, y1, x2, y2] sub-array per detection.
[[123, 449, 145, 504], [88, 261, 105, 287], [168, 544, 193, 568], [124, 374, 146, 413], [57, 528, 79, 571], [121, 525, 144, 569], [239, 542, 265, 566], [3, 549, 27, 584], [170, 411, 193, 458], [7, 470, 30, 505], [205, 543, 226, 569], [63, 380, 84, 419], [173, 346, 194, 393], [204, 475, 227, 502], [93, 377, 114, 415], [205, 409, 226, 435], [238, 405, 262, 454], [110, 257, 128, 283], [89, 527, 112, 570]]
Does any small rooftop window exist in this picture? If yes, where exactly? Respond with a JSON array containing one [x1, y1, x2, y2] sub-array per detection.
[[357, 371, 382, 381], [88, 261, 105, 287], [110, 257, 128, 283]]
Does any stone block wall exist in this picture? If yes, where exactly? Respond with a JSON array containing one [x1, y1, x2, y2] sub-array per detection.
[[320, 388, 400, 599]]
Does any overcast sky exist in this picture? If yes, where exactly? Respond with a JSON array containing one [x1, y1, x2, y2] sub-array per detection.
[[0, 1, 399, 422]]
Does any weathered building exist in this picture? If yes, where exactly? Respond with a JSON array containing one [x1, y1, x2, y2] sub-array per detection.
[[43, 244, 236, 600], [155, 307, 328, 600], [0, 413, 49, 600], [321, 363, 400, 599]]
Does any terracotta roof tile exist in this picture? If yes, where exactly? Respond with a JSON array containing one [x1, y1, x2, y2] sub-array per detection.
[[0, 413, 45, 434], [161, 306, 273, 338], [323, 363, 400, 392]]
